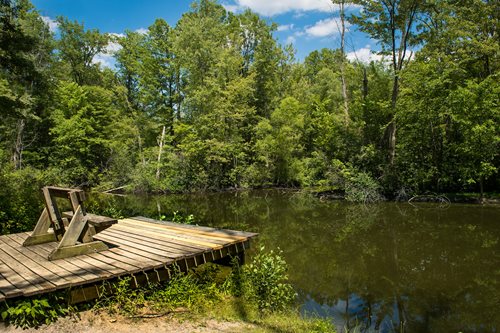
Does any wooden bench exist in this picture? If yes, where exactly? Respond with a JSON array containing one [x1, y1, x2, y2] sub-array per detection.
[[23, 186, 117, 260]]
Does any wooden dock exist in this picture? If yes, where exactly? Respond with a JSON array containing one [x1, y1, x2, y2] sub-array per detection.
[[0, 217, 257, 303]]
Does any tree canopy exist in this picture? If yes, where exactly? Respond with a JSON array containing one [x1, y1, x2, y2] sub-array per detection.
[[0, 0, 498, 199]]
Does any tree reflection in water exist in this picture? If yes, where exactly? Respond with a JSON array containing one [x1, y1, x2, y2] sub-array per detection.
[[89, 190, 500, 333]]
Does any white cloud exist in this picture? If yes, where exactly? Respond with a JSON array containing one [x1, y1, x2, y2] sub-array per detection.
[[347, 45, 384, 63], [106, 41, 122, 53], [105, 33, 124, 54], [305, 17, 349, 38], [135, 28, 148, 35], [234, 0, 334, 16], [92, 53, 116, 69], [41, 16, 58, 32], [222, 3, 241, 13], [285, 36, 296, 44], [277, 24, 294, 32]]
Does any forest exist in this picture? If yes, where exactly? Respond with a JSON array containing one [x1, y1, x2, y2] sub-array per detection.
[[0, 0, 498, 207]]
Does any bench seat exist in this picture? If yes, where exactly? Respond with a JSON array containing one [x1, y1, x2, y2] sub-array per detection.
[[62, 211, 117, 231]]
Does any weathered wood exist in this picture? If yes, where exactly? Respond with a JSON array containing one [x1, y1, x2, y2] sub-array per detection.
[[58, 205, 86, 248], [11, 233, 102, 283], [118, 219, 225, 248], [31, 208, 51, 235], [3, 235, 85, 285], [133, 216, 257, 238], [49, 241, 109, 261], [106, 225, 206, 253], [27, 187, 117, 261], [99, 228, 192, 257], [94, 232, 180, 261], [22, 232, 56, 246], [62, 211, 117, 229], [0, 268, 24, 298], [124, 218, 248, 242], [42, 187, 65, 239], [0, 217, 257, 302]]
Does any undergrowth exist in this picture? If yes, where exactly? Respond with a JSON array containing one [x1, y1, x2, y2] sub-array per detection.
[[0, 293, 73, 329], [1, 248, 336, 332]]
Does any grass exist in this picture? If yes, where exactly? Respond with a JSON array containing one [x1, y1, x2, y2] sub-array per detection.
[[206, 296, 336, 333]]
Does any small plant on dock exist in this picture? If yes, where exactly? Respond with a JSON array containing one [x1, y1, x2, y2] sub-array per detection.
[[160, 211, 195, 224], [0, 293, 72, 329]]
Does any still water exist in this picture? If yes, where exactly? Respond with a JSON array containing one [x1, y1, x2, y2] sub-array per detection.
[[89, 189, 499, 332]]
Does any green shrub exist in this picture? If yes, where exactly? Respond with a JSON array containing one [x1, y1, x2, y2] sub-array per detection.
[[345, 171, 383, 203], [1, 294, 72, 329], [244, 247, 297, 313]]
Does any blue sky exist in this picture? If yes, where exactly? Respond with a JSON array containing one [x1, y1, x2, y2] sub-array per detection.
[[32, 0, 381, 66]]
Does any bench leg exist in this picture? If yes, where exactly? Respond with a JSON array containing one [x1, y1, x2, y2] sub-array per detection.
[[48, 241, 109, 261], [23, 209, 56, 246]]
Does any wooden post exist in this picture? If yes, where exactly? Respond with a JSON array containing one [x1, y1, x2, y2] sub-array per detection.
[[23, 208, 56, 246]]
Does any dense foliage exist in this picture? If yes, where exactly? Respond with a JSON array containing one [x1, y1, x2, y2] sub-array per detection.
[[0, 0, 498, 207]]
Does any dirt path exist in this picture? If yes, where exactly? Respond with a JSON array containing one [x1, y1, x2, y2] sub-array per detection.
[[1, 311, 255, 333]]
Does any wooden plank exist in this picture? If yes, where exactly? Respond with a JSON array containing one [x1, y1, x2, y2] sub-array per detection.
[[42, 241, 119, 278], [113, 223, 208, 251], [30, 208, 51, 236], [118, 219, 232, 245], [49, 241, 109, 261], [3, 234, 85, 285], [93, 233, 176, 262], [0, 267, 24, 298], [102, 226, 204, 254], [94, 232, 181, 261], [0, 255, 43, 296], [10, 233, 102, 284], [116, 220, 225, 249], [101, 228, 191, 256], [85, 251, 143, 273], [0, 237, 71, 289], [58, 205, 86, 248], [122, 218, 248, 242], [63, 211, 117, 228], [42, 187, 65, 239], [120, 219, 248, 243], [98, 248, 164, 270], [37, 237, 113, 280], [0, 241, 53, 295], [132, 216, 258, 238]]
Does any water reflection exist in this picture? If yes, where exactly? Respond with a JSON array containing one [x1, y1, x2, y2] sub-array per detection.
[[88, 190, 500, 332]]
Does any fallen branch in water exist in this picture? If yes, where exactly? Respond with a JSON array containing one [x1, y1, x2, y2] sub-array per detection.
[[102, 185, 129, 194], [408, 194, 450, 209]]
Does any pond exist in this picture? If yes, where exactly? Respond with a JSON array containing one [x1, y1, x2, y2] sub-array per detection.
[[88, 189, 499, 333]]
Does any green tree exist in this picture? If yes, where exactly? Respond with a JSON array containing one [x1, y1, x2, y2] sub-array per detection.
[[0, 0, 54, 169], [49, 82, 135, 186], [56, 17, 109, 85], [351, 0, 425, 166], [397, 0, 499, 194]]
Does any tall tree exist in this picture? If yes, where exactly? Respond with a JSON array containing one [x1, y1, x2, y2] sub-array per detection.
[[57, 17, 109, 85], [351, 0, 424, 165], [332, 0, 350, 123], [397, 0, 499, 193], [0, 0, 54, 169]]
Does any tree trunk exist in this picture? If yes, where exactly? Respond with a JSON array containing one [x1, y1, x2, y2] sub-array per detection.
[[362, 67, 368, 101], [339, 0, 349, 124], [12, 118, 25, 169], [388, 74, 399, 165], [156, 125, 166, 180]]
